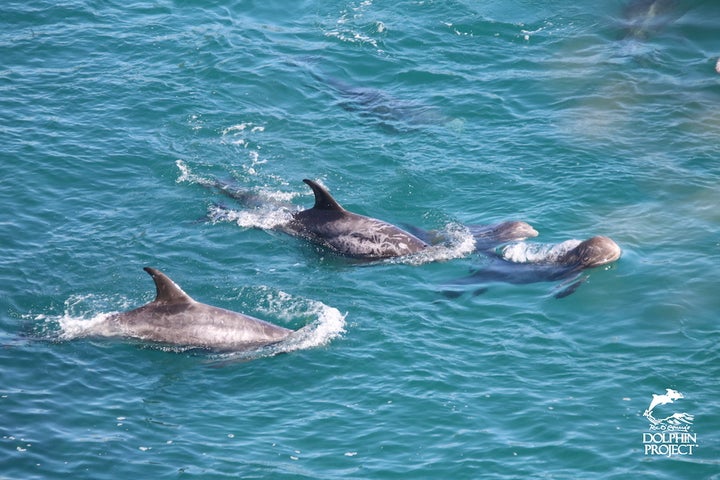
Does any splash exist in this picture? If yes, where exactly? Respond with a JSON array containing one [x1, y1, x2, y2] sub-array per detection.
[[208, 203, 294, 230], [252, 187, 299, 204], [221, 123, 265, 136], [273, 299, 347, 354], [220, 122, 266, 148], [57, 311, 118, 340], [501, 239, 581, 264], [387, 222, 476, 266], [177, 160, 298, 208], [34, 293, 130, 341], [207, 291, 347, 362], [175, 159, 216, 188], [324, 0, 386, 52]]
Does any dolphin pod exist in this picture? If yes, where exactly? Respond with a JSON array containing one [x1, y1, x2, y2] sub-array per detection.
[[65, 177, 621, 352]]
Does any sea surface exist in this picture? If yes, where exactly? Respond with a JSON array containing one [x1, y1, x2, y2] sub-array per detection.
[[2, 0, 719, 478]]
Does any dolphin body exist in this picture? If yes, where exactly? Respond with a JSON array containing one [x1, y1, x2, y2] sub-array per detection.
[[318, 75, 460, 133], [209, 178, 538, 260], [621, 0, 690, 40], [98, 268, 293, 351], [284, 179, 429, 259], [448, 236, 622, 298]]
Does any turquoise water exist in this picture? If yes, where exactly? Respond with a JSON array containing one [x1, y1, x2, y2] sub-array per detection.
[[2, 0, 720, 478]]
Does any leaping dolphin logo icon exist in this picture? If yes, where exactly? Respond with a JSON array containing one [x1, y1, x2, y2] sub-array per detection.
[[644, 388, 683, 416], [643, 388, 693, 426]]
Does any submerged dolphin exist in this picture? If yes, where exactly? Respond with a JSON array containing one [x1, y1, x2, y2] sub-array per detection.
[[97, 268, 293, 351], [448, 236, 622, 298], [284, 179, 429, 259], [316, 75, 463, 133], [621, 0, 690, 40]]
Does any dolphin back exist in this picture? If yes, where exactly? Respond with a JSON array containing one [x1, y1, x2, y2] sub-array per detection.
[[303, 179, 345, 211], [104, 268, 293, 351], [144, 267, 195, 305], [288, 179, 428, 259]]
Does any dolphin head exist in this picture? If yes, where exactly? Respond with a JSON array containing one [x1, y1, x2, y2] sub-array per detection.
[[560, 236, 621, 268], [665, 389, 683, 401], [491, 221, 539, 243], [470, 220, 539, 251]]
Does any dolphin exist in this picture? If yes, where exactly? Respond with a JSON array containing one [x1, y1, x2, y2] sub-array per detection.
[[404, 220, 538, 251], [621, 0, 690, 40], [469, 221, 539, 251], [447, 236, 621, 298], [96, 268, 293, 351], [548, 236, 622, 268], [206, 177, 538, 260], [283, 179, 429, 259], [314, 74, 463, 133]]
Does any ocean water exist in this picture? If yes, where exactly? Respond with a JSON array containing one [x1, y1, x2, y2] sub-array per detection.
[[2, 0, 719, 478]]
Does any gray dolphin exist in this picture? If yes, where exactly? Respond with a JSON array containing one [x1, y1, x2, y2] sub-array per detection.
[[469, 221, 539, 251], [203, 176, 537, 260], [403, 220, 538, 251], [284, 179, 429, 259], [549, 236, 622, 268], [97, 268, 293, 351], [447, 236, 621, 298]]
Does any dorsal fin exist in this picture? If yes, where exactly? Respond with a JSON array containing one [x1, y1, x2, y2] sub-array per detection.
[[143, 267, 194, 304], [303, 179, 345, 211]]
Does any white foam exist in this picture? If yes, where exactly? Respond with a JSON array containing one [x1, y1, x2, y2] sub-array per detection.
[[177, 159, 296, 207], [175, 159, 214, 188], [387, 222, 476, 266], [208, 204, 294, 230], [501, 239, 581, 264], [34, 293, 132, 341], [221, 123, 265, 135], [248, 287, 347, 345], [220, 123, 266, 149], [276, 302, 347, 353], [324, 0, 384, 51], [252, 187, 299, 204], [222, 123, 250, 135], [56, 312, 116, 340], [206, 291, 346, 362]]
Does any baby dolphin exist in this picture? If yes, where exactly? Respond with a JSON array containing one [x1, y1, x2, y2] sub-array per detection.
[[284, 179, 429, 259], [469, 221, 539, 251], [98, 267, 293, 351]]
